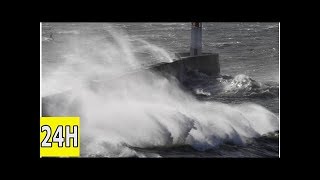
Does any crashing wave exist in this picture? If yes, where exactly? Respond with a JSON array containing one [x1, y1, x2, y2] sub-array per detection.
[[220, 74, 279, 98], [182, 71, 278, 99], [42, 26, 279, 157]]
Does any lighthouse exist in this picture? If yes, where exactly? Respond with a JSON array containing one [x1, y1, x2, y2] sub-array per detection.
[[190, 22, 202, 56]]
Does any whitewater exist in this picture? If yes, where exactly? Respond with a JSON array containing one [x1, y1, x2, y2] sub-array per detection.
[[41, 23, 279, 157]]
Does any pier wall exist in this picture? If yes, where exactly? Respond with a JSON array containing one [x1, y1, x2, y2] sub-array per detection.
[[151, 52, 220, 81]]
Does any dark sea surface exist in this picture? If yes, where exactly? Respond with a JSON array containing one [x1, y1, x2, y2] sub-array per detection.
[[42, 23, 279, 157]]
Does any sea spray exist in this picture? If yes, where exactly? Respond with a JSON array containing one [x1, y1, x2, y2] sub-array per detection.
[[42, 25, 279, 157]]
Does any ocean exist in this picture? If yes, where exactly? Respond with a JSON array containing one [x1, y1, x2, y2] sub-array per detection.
[[41, 22, 279, 157]]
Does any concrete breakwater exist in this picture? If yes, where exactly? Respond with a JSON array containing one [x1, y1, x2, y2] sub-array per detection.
[[151, 52, 220, 81]]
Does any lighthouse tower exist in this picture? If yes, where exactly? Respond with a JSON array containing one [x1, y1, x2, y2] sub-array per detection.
[[190, 22, 202, 56]]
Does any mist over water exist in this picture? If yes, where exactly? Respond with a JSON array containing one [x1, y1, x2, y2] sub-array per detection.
[[42, 23, 279, 157]]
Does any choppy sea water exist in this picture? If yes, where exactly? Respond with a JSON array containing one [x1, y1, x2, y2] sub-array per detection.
[[42, 23, 279, 158]]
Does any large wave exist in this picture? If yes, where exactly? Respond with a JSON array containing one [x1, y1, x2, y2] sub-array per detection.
[[186, 71, 279, 99], [42, 25, 279, 157]]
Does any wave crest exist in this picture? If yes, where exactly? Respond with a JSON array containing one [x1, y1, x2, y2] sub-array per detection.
[[220, 74, 279, 98]]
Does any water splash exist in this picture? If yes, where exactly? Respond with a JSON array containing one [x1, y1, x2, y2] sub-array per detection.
[[42, 25, 279, 157], [220, 74, 279, 98]]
